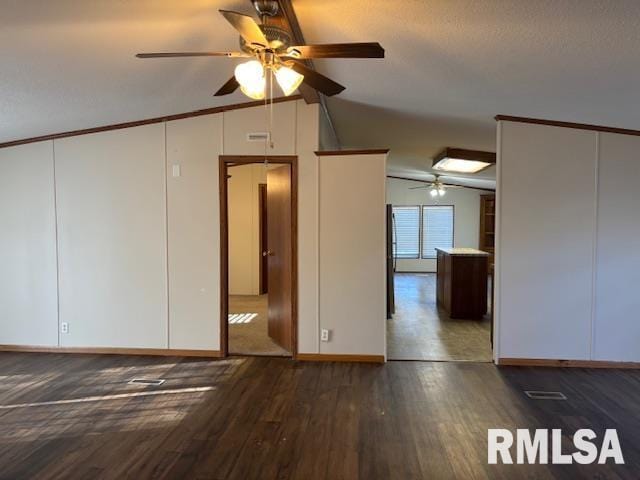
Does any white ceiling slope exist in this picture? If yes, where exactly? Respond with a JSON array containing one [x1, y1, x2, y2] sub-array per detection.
[[0, 0, 253, 141], [295, 0, 640, 186], [3, 1, 640, 187]]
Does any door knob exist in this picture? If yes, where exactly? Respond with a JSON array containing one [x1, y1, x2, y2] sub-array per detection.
[[262, 250, 274, 257]]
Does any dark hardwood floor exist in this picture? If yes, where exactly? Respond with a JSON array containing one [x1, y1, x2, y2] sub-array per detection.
[[0, 352, 639, 479]]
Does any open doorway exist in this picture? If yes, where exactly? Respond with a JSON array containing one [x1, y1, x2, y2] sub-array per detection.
[[219, 156, 297, 358], [385, 177, 494, 362]]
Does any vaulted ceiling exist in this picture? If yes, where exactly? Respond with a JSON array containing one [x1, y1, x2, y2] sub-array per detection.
[[3, 1, 640, 189]]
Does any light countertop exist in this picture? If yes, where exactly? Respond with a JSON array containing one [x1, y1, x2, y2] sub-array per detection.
[[435, 248, 490, 256]]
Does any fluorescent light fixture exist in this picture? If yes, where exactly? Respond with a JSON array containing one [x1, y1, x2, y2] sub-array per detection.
[[432, 148, 496, 174], [433, 158, 491, 173]]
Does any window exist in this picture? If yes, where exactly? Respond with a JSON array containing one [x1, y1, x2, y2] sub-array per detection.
[[392, 206, 420, 259], [422, 206, 454, 258]]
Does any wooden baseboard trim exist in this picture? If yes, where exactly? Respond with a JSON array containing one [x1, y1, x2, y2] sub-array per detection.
[[297, 353, 385, 363], [498, 358, 640, 369], [0, 345, 222, 358]]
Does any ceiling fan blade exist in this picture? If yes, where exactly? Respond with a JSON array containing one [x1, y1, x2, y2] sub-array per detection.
[[287, 60, 345, 96], [214, 76, 240, 96], [284, 42, 384, 59], [136, 52, 248, 58], [408, 185, 432, 190], [219, 10, 268, 47]]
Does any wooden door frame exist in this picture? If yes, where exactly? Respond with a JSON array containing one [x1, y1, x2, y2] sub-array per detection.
[[219, 155, 298, 359], [258, 183, 268, 295]]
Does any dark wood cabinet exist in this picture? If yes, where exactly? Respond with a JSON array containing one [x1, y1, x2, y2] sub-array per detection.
[[479, 194, 495, 266], [436, 248, 489, 319]]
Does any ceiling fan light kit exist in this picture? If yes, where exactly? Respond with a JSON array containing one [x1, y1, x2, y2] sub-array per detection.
[[408, 174, 468, 198], [234, 60, 266, 99], [135, 3, 384, 100], [274, 64, 304, 96], [432, 148, 496, 174], [430, 187, 446, 197]]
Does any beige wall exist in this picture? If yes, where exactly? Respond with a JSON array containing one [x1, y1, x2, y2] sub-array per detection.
[[386, 177, 486, 272], [319, 153, 387, 356], [228, 164, 266, 296]]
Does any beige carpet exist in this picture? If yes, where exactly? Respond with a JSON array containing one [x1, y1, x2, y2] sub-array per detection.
[[228, 294, 289, 357]]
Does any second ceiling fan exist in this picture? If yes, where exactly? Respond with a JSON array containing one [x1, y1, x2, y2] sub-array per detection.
[[409, 175, 464, 198], [136, 0, 384, 100]]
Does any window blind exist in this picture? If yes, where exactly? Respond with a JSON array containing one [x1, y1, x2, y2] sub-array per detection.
[[392, 206, 420, 259], [422, 206, 454, 258]]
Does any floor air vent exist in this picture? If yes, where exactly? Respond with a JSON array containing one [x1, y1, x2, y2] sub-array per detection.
[[128, 378, 166, 386], [525, 390, 567, 400]]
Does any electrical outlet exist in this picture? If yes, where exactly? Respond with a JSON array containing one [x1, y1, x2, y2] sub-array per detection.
[[60, 322, 69, 334], [320, 329, 330, 342]]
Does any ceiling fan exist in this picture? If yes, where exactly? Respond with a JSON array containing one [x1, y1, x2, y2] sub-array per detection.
[[409, 175, 464, 198], [136, 0, 384, 100]]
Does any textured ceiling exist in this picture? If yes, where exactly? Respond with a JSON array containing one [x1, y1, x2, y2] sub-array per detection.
[[0, 0, 253, 141], [294, 0, 640, 187], [3, 1, 640, 188]]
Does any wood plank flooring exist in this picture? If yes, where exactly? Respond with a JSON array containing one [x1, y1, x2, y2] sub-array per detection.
[[0, 352, 639, 478], [388, 273, 493, 361]]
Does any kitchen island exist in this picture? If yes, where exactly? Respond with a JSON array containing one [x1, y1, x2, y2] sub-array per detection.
[[436, 248, 489, 319]]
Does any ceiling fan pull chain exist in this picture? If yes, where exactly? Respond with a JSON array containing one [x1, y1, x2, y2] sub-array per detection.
[[264, 78, 268, 167], [269, 68, 274, 150]]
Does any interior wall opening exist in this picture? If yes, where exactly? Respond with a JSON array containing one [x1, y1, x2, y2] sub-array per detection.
[[385, 177, 494, 362]]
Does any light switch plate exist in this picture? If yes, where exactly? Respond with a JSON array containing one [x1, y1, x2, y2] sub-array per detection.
[[172, 164, 181, 177]]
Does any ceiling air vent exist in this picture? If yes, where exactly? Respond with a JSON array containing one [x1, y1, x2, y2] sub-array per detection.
[[247, 132, 270, 142], [525, 390, 567, 400]]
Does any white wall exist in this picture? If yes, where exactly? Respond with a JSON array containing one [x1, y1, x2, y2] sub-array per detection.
[[295, 102, 321, 353], [497, 120, 640, 363], [228, 164, 266, 296], [55, 124, 168, 348], [498, 122, 596, 360], [166, 114, 222, 351], [319, 154, 387, 357], [593, 133, 640, 362], [0, 142, 58, 346], [318, 109, 339, 151], [0, 99, 388, 358], [224, 101, 296, 155], [0, 99, 324, 353], [386, 177, 486, 272]]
